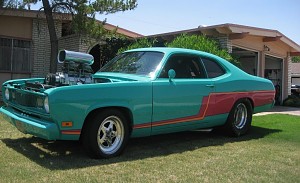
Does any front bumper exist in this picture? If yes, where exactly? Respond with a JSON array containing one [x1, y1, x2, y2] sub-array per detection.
[[0, 106, 60, 140]]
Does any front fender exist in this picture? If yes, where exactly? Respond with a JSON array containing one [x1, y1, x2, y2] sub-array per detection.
[[47, 82, 153, 131]]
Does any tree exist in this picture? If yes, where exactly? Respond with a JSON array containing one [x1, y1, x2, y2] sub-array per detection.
[[2, 0, 137, 73], [1, 0, 18, 8]]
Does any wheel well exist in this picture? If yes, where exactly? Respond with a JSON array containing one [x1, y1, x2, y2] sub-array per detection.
[[80, 107, 133, 141], [235, 97, 254, 113], [245, 97, 254, 110], [230, 98, 254, 112]]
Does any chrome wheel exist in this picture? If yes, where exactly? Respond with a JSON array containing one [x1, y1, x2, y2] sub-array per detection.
[[220, 99, 252, 137], [97, 115, 125, 155], [233, 103, 248, 129]]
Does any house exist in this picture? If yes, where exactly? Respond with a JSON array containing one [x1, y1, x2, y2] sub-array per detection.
[[291, 63, 300, 84], [0, 8, 142, 96], [2, 9, 300, 104], [148, 24, 300, 104]]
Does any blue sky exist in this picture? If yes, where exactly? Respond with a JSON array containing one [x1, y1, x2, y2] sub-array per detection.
[[96, 0, 300, 45]]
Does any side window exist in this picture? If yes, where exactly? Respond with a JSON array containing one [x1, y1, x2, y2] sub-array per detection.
[[201, 57, 225, 78], [159, 55, 205, 79]]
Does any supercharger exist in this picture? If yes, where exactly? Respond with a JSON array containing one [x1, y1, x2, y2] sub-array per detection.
[[45, 50, 94, 86]]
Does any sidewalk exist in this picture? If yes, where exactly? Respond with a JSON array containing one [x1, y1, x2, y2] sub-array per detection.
[[254, 106, 300, 116]]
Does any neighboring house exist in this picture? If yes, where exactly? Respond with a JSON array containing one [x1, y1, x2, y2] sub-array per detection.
[[148, 24, 300, 104], [0, 8, 142, 96], [291, 63, 300, 84]]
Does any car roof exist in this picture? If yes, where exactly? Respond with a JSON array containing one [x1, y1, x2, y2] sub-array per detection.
[[125, 47, 235, 70], [126, 47, 208, 56], [125, 47, 231, 62]]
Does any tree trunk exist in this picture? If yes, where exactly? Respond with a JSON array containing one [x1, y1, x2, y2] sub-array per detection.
[[42, 0, 58, 73]]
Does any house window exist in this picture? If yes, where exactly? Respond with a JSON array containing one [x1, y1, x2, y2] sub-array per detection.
[[0, 37, 31, 73]]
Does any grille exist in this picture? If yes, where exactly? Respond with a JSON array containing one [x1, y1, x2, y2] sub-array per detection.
[[11, 91, 43, 108]]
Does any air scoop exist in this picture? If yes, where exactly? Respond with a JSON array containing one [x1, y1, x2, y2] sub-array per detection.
[[58, 50, 94, 65]]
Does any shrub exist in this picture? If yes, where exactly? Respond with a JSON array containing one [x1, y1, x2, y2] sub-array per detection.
[[166, 34, 239, 65], [118, 34, 239, 66], [283, 95, 300, 107], [292, 56, 300, 63]]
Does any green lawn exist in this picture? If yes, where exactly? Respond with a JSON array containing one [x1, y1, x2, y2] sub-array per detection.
[[0, 114, 299, 183]]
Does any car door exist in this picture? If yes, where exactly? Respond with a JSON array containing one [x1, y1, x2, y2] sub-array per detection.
[[152, 54, 215, 134]]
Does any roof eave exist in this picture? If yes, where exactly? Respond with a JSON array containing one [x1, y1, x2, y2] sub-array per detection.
[[147, 23, 300, 53]]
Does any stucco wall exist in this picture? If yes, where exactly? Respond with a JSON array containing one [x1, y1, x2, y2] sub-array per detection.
[[228, 36, 291, 101], [0, 16, 32, 39], [232, 36, 289, 58], [287, 56, 292, 95]]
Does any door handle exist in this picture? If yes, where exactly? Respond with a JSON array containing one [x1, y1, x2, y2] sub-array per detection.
[[206, 84, 215, 88]]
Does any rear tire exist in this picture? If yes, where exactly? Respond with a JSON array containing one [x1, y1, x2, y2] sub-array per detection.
[[82, 109, 129, 159], [223, 99, 253, 137]]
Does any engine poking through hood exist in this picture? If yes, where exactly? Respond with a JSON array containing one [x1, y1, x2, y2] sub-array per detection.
[[46, 50, 94, 86], [26, 50, 95, 91]]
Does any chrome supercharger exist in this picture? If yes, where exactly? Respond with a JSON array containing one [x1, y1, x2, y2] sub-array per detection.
[[45, 50, 94, 86]]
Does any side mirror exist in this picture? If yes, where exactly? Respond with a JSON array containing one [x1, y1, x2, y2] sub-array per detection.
[[168, 69, 176, 81]]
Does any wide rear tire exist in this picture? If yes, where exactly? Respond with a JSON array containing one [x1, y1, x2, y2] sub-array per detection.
[[223, 99, 253, 137], [82, 109, 129, 159]]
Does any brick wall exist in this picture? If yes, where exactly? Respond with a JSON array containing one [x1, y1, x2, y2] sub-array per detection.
[[58, 34, 81, 51], [214, 36, 232, 53], [31, 18, 62, 77], [57, 34, 95, 71], [57, 34, 80, 71], [58, 34, 96, 52], [79, 35, 97, 53]]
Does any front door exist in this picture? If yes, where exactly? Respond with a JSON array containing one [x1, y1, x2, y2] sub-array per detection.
[[152, 54, 214, 134]]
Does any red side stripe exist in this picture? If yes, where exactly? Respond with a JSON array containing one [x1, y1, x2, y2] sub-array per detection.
[[59, 90, 275, 132], [133, 90, 275, 129]]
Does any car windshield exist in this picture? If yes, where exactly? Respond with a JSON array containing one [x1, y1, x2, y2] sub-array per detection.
[[99, 51, 164, 76]]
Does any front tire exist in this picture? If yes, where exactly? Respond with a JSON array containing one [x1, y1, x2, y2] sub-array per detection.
[[82, 109, 129, 159], [224, 99, 253, 137]]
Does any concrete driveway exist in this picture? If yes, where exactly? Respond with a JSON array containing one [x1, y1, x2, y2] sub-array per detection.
[[254, 106, 300, 116]]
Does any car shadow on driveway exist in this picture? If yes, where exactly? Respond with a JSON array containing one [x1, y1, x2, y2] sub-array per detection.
[[1, 126, 281, 170]]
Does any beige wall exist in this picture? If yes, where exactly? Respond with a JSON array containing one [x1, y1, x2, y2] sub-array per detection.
[[232, 36, 288, 58], [0, 16, 32, 39], [232, 35, 291, 102], [0, 16, 33, 94]]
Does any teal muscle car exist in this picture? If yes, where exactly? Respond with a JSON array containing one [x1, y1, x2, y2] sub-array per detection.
[[0, 48, 275, 158]]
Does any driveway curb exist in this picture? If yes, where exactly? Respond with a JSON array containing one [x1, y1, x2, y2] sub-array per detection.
[[254, 106, 300, 116]]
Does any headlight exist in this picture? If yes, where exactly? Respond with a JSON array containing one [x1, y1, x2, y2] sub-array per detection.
[[5, 88, 10, 100], [44, 97, 50, 113]]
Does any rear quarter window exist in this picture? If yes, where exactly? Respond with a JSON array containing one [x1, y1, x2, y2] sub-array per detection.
[[201, 57, 226, 78]]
